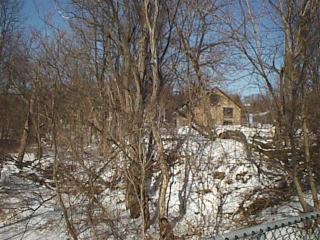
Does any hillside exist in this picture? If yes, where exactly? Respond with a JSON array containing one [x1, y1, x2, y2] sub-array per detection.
[[0, 126, 305, 239]]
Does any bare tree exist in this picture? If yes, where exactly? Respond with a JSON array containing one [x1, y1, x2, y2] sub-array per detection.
[[227, 0, 320, 213]]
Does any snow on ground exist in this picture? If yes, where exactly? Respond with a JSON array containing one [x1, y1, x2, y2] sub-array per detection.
[[258, 192, 318, 222], [177, 124, 275, 144], [215, 124, 274, 140], [0, 125, 300, 239], [165, 137, 269, 236], [0, 155, 68, 240]]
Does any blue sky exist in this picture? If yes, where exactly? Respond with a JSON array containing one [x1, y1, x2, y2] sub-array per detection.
[[20, 0, 280, 97], [21, 0, 67, 30]]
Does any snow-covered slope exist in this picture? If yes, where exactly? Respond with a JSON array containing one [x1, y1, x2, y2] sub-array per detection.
[[0, 126, 296, 239]]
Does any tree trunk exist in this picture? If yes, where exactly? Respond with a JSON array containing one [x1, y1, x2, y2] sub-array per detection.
[[153, 126, 169, 220], [293, 166, 309, 212], [302, 96, 320, 210], [144, 0, 171, 232], [17, 66, 39, 166], [17, 105, 33, 166]]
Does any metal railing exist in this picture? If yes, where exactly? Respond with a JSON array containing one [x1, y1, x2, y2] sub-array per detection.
[[210, 212, 320, 240]]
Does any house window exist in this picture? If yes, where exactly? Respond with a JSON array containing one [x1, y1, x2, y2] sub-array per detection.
[[223, 120, 233, 125], [210, 94, 220, 105], [223, 107, 233, 118]]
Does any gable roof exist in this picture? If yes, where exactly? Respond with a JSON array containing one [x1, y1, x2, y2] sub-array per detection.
[[212, 87, 242, 109]]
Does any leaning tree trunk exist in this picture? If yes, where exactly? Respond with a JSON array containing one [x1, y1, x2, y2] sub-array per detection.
[[17, 67, 39, 166], [17, 92, 35, 166]]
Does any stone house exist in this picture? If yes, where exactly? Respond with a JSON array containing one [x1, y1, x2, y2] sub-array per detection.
[[177, 87, 242, 127]]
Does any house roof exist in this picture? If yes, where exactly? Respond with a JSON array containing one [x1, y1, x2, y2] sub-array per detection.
[[176, 87, 243, 114], [212, 87, 242, 109]]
